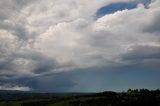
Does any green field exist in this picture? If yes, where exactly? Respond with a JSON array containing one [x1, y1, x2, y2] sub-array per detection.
[[0, 89, 160, 106]]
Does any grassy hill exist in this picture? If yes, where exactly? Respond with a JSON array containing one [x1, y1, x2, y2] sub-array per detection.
[[0, 89, 160, 106]]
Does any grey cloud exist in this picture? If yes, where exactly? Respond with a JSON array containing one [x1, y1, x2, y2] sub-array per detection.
[[0, 76, 37, 87], [144, 13, 160, 33], [0, 0, 36, 41], [123, 45, 160, 61], [0, 76, 36, 91], [12, 24, 34, 41], [30, 72, 76, 92], [0, 0, 160, 92], [0, 71, 76, 92], [28, 53, 59, 75], [0, 21, 12, 30], [0, 0, 33, 20], [0, 49, 74, 80], [0, 52, 46, 79], [120, 44, 160, 72], [14, 0, 35, 7], [0, 21, 35, 41]]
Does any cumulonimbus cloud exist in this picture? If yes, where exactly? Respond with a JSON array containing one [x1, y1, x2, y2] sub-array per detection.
[[0, 0, 160, 91]]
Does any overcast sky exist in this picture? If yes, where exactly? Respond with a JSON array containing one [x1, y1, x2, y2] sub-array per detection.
[[0, 0, 160, 92]]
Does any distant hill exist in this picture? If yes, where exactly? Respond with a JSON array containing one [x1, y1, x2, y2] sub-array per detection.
[[0, 89, 160, 106], [0, 90, 91, 96]]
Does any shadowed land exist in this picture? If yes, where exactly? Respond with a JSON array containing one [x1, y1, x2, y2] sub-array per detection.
[[0, 89, 160, 106]]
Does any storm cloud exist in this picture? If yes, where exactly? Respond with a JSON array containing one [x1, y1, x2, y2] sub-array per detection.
[[0, 0, 160, 92]]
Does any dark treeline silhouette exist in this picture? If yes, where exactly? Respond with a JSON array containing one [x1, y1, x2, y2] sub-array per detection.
[[0, 89, 160, 106]]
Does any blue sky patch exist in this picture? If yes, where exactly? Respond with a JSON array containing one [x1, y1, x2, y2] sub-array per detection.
[[96, 0, 151, 18]]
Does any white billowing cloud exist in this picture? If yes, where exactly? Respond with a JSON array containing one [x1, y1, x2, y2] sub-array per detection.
[[35, 0, 160, 69], [0, 0, 160, 80], [92, 0, 160, 64]]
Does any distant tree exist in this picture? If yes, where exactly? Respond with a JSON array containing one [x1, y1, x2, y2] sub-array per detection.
[[134, 89, 138, 93], [127, 89, 132, 93]]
